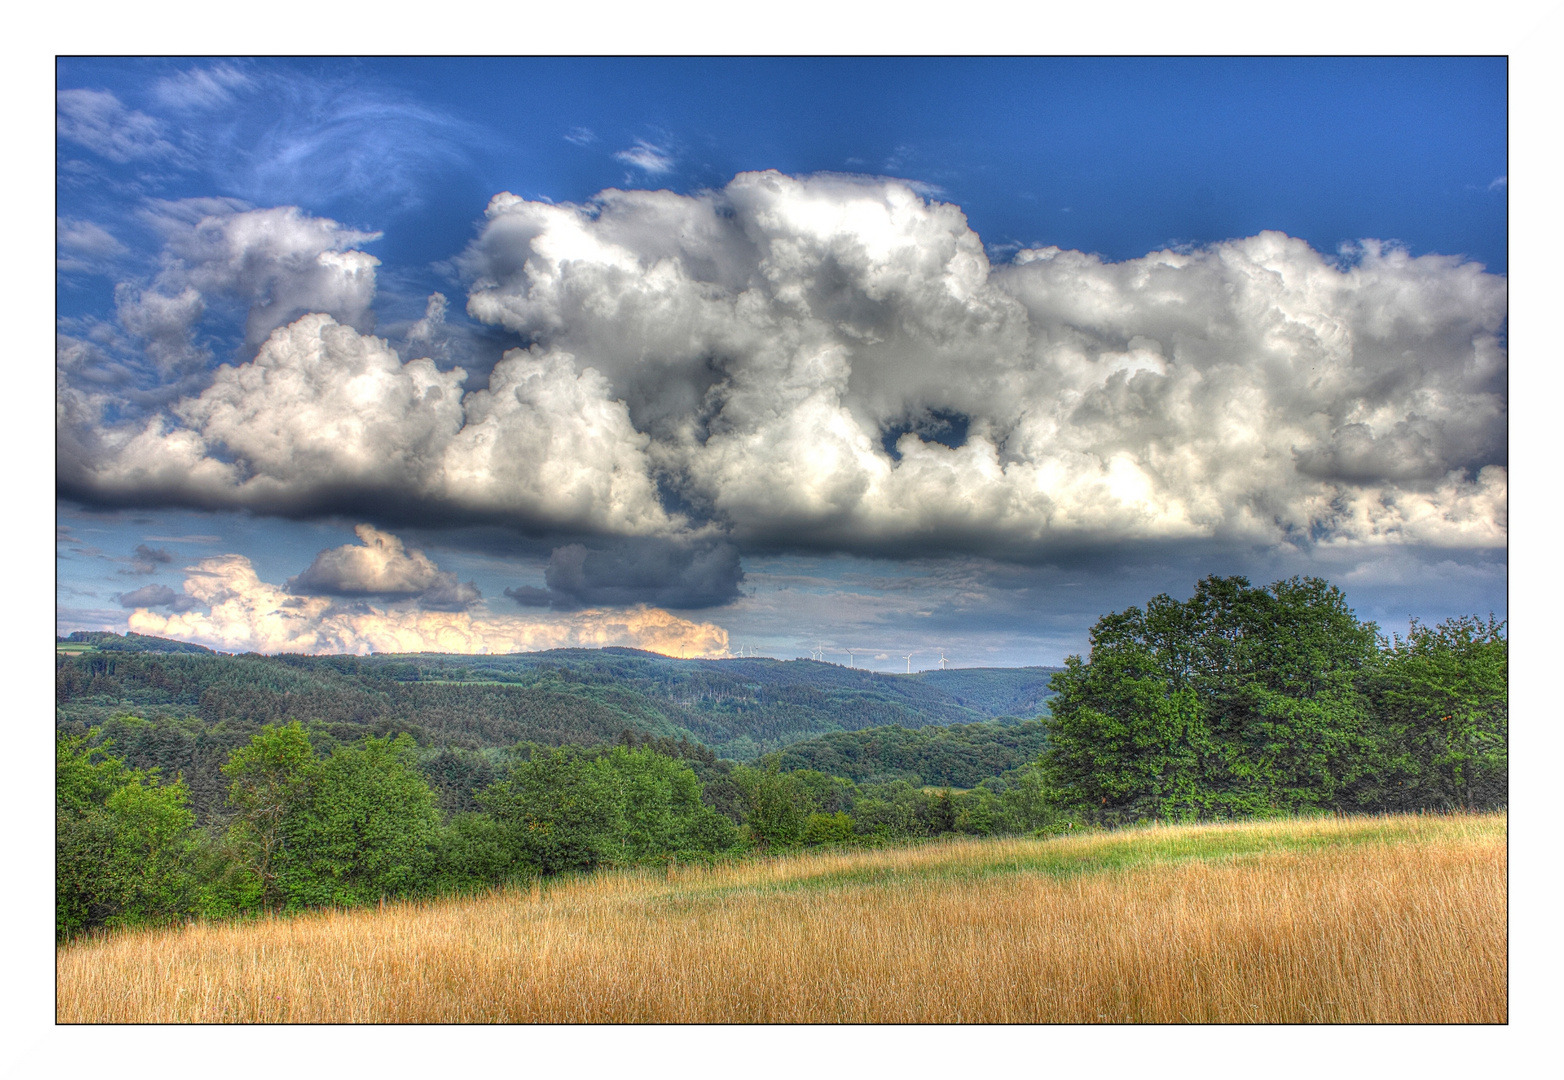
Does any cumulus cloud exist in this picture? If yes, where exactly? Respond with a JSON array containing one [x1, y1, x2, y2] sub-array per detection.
[[140, 201, 382, 353], [126, 552, 729, 658], [403, 292, 451, 361], [59, 312, 677, 536], [57, 89, 180, 163], [58, 202, 388, 462], [506, 539, 744, 610], [63, 172, 1507, 559], [289, 524, 483, 611]]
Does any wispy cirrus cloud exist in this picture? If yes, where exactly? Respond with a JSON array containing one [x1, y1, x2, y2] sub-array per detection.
[[151, 63, 255, 111], [613, 138, 675, 175], [57, 89, 182, 164]]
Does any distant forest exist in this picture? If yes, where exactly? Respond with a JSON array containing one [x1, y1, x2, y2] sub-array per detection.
[[57, 575, 1505, 939]]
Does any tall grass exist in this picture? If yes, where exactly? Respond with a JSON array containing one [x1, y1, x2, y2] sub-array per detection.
[[57, 813, 1505, 1023]]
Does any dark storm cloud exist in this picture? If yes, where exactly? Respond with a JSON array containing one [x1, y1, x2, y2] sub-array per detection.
[[121, 543, 174, 575], [115, 583, 200, 612], [506, 539, 744, 611]]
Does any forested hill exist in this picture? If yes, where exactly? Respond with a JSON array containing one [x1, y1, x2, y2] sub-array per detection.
[[912, 668, 1059, 719], [763, 720, 1050, 789], [58, 631, 214, 655], [55, 636, 1059, 779]]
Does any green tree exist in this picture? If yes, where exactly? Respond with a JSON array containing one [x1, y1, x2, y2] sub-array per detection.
[[57, 733, 198, 937], [1042, 576, 1381, 823], [219, 721, 314, 911], [477, 748, 619, 874], [282, 734, 441, 907], [597, 746, 737, 862], [731, 763, 809, 851], [1369, 615, 1507, 810], [802, 811, 855, 845], [431, 811, 526, 893]]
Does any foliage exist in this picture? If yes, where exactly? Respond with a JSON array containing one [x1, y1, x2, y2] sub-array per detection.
[[764, 720, 1049, 787], [58, 631, 214, 654], [1366, 615, 1507, 810], [56, 643, 1056, 779], [57, 733, 198, 937], [1041, 576, 1502, 824], [731, 764, 810, 851], [219, 721, 315, 910], [280, 734, 441, 908], [53, 580, 1506, 938]]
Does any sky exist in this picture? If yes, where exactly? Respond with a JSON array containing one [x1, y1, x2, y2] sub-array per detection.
[[55, 56, 1509, 668]]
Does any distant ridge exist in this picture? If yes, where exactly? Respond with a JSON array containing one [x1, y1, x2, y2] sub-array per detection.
[[58, 631, 217, 655]]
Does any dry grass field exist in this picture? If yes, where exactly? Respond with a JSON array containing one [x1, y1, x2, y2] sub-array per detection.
[[57, 813, 1505, 1023]]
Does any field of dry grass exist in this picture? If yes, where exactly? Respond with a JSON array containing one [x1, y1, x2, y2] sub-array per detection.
[[57, 813, 1506, 1023]]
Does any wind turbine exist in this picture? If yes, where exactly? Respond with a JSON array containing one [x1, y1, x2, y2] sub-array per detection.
[[939, 651, 949, 670], [903, 653, 914, 674], [846, 648, 856, 668]]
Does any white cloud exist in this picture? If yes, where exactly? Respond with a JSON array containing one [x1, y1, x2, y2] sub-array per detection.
[[60, 313, 676, 537], [290, 523, 447, 595], [127, 552, 730, 658], [57, 89, 179, 163], [146, 202, 383, 351], [57, 218, 128, 269], [65, 172, 1507, 559], [151, 64, 255, 111], [458, 172, 1507, 553], [58, 203, 384, 424], [289, 524, 483, 611], [613, 139, 675, 175]]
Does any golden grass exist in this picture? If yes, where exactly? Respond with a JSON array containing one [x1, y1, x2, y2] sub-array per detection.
[[57, 813, 1506, 1023]]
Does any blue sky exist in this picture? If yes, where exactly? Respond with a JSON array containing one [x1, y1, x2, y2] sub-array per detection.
[[56, 57, 1508, 666]]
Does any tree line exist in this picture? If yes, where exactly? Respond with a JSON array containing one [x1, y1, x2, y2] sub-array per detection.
[[1041, 577, 1506, 823], [57, 722, 1058, 938], [57, 574, 1504, 939]]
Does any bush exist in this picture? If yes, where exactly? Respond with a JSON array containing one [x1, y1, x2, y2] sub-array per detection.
[[57, 733, 198, 937]]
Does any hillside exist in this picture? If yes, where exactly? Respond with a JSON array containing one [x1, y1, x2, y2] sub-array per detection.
[[57, 814, 1507, 1023], [55, 635, 1060, 819], [762, 720, 1050, 788], [57, 631, 215, 655]]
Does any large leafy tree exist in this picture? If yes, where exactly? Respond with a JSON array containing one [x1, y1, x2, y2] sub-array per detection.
[[730, 763, 810, 851], [283, 734, 441, 907], [597, 746, 737, 862], [477, 748, 621, 874], [219, 721, 315, 910], [57, 733, 198, 937], [220, 724, 442, 910], [1368, 615, 1507, 810], [1042, 576, 1381, 823]]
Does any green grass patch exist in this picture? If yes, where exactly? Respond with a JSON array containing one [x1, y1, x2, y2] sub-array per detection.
[[639, 814, 1504, 904]]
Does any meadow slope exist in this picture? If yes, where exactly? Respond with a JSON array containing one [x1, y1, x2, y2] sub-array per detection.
[[57, 813, 1505, 1024]]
